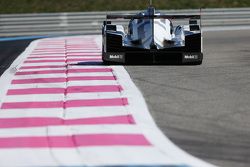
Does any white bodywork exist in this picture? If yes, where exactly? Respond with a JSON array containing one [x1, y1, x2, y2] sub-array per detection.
[[127, 11, 185, 49]]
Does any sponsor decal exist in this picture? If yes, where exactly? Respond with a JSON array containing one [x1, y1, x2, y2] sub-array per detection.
[[109, 54, 123, 59], [182, 53, 200, 62], [184, 54, 198, 59], [106, 52, 125, 63]]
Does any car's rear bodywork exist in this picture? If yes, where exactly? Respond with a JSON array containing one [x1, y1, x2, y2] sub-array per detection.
[[102, 6, 203, 65]]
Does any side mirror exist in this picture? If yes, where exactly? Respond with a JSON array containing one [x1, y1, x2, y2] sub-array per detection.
[[103, 21, 112, 25], [189, 19, 197, 25], [189, 19, 200, 31]]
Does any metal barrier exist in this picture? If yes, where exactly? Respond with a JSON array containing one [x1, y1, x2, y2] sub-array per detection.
[[1, 8, 250, 37]]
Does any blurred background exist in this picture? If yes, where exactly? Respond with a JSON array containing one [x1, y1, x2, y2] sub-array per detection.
[[1, 0, 250, 13], [1, 0, 250, 38], [0, 0, 250, 38]]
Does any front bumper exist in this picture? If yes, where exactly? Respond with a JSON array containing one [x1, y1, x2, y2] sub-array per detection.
[[103, 51, 203, 65]]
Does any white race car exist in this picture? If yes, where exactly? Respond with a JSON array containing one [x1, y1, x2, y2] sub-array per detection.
[[102, 6, 203, 65]]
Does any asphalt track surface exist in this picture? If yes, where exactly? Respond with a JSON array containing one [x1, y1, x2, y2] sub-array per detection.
[[0, 29, 250, 167], [0, 39, 34, 75], [126, 30, 250, 167]]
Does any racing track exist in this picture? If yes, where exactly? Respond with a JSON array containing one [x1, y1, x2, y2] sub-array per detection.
[[126, 29, 250, 167], [0, 29, 250, 167]]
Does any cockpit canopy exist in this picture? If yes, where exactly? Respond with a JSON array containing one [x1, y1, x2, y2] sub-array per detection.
[[128, 7, 175, 49]]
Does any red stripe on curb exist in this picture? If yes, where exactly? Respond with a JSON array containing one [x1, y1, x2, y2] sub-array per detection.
[[24, 58, 101, 63], [11, 76, 116, 84], [1, 98, 128, 109], [28, 55, 100, 59], [32, 49, 65, 51], [0, 134, 150, 148], [11, 78, 66, 84], [24, 59, 66, 63], [67, 76, 116, 81], [66, 58, 102, 62], [66, 85, 122, 93], [1, 101, 63, 109], [28, 56, 66, 59], [31, 52, 66, 55], [15, 70, 66, 75], [67, 68, 112, 73], [15, 68, 112, 75], [66, 53, 101, 56], [0, 115, 135, 128], [65, 98, 128, 108], [7, 87, 65, 95], [20, 65, 66, 69], [7, 85, 122, 95], [65, 45, 99, 47]]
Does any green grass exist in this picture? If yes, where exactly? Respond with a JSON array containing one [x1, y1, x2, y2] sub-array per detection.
[[0, 0, 250, 14]]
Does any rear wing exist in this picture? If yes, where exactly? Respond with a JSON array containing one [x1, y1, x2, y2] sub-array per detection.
[[106, 13, 202, 28], [107, 14, 200, 20], [106, 13, 202, 32]]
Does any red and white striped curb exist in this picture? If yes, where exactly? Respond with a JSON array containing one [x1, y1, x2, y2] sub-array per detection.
[[0, 36, 215, 167]]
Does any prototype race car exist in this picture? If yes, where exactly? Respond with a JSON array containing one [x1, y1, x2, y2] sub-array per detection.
[[102, 6, 203, 65]]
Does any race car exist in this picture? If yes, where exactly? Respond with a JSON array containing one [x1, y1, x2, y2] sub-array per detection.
[[102, 6, 203, 65]]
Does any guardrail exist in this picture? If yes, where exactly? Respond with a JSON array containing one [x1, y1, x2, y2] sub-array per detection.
[[1, 8, 250, 37]]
